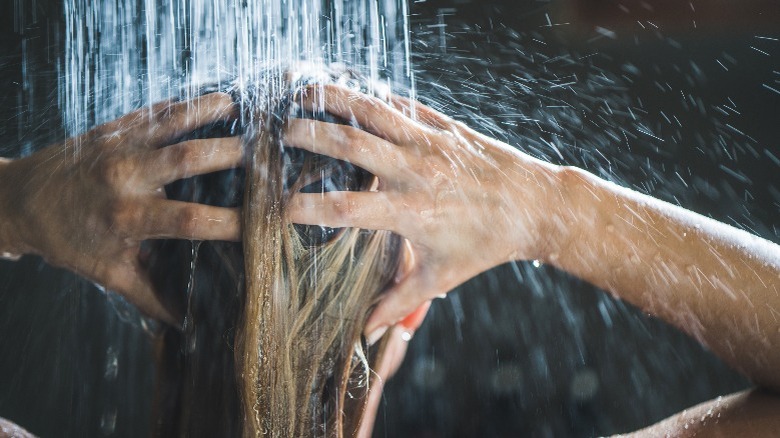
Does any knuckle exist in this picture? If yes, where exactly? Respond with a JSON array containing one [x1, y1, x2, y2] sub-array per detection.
[[89, 123, 119, 142], [99, 156, 132, 186], [153, 103, 173, 124], [176, 206, 201, 237], [87, 126, 108, 142], [322, 83, 340, 94], [340, 126, 362, 149], [441, 130, 459, 147], [413, 160, 437, 180], [199, 92, 235, 115], [297, 84, 321, 103], [299, 83, 317, 95], [333, 198, 355, 222], [205, 91, 231, 103], [172, 141, 199, 167]]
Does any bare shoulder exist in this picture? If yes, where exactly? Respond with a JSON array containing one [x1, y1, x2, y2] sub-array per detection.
[[615, 389, 780, 438], [0, 418, 35, 438]]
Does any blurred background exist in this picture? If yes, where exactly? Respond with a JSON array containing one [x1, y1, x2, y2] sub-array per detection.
[[1, 0, 778, 436]]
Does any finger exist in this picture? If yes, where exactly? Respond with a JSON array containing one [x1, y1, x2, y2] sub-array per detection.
[[297, 84, 434, 145], [144, 137, 244, 187], [373, 326, 411, 380], [358, 324, 410, 437], [132, 199, 241, 241], [365, 271, 435, 340], [287, 191, 398, 232], [387, 94, 453, 130], [116, 93, 238, 147], [398, 300, 432, 331], [283, 119, 403, 178]]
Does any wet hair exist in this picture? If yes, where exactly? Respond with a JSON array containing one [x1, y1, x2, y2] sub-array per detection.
[[148, 65, 402, 437]]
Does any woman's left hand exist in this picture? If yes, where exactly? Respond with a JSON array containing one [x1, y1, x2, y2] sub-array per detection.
[[283, 84, 563, 339]]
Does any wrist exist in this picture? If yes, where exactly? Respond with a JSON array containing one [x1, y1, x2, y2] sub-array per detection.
[[540, 165, 600, 266], [498, 147, 567, 264]]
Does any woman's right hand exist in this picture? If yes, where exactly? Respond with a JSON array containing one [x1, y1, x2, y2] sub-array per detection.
[[0, 93, 242, 325], [283, 84, 564, 339]]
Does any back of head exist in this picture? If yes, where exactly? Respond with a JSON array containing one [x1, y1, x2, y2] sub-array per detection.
[[150, 64, 401, 437]]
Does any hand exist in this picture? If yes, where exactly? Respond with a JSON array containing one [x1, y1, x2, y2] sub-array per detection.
[[358, 301, 431, 438], [283, 85, 563, 337], [0, 93, 241, 325]]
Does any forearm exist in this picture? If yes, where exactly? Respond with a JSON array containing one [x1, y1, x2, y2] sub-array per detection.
[[545, 166, 780, 390], [621, 389, 780, 437]]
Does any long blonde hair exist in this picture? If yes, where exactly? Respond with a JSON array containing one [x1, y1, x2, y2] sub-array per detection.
[[151, 67, 400, 437]]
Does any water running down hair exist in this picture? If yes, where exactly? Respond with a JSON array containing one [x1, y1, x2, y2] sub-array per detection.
[[150, 65, 402, 437]]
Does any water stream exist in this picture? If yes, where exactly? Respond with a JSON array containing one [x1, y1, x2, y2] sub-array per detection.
[[60, 0, 414, 139]]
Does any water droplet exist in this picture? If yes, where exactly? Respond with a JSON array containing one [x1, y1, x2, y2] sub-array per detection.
[[569, 368, 599, 401], [100, 408, 117, 435], [490, 363, 524, 395], [188, 331, 198, 354], [104, 347, 118, 380], [411, 357, 445, 389], [532, 259, 542, 268]]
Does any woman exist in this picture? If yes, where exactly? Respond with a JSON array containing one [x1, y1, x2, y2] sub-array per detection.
[[1, 67, 778, 436]]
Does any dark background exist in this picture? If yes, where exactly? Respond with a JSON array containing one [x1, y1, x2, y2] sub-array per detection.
[[1, 0, 779, 437]]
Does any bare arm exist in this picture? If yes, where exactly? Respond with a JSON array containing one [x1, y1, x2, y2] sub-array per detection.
[[285, 84, 780, 390], [548, 167, 780, 391], [0, 93, 242, 324], [621, 389, 780, 437]]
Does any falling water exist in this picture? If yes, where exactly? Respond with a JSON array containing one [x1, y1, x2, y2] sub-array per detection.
[[60, 0, 415, 140], [58, 0, 417, 341]]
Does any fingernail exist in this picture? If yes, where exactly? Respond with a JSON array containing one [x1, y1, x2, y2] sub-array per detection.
[[398, 301, 431, 332], [366, 326, 388, 346]]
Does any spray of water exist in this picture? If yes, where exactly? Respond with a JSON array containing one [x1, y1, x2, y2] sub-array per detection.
[[60, 0, 415, 141]]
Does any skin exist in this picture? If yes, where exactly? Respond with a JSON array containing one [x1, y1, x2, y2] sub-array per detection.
[[0, 93, 242, 324], [358, 304, 431, 438], [620, 388, 780, 437], [0, 418, 35, 438], [1, 86, 777, 434], [283, 84, 780, 432], [283, 84, 562, 339]]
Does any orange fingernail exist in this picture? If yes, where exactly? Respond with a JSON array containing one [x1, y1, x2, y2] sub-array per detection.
[[398, 301, 431, 331]]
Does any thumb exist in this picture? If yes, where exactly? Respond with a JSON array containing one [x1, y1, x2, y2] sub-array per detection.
[[110, 262, 181, 327]]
